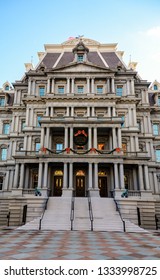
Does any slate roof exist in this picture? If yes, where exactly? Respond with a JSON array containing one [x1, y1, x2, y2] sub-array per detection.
[[38, 50, 124, 70], [101, 52, 122, 69]]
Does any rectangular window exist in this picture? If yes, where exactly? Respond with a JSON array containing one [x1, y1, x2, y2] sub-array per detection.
[[0, 97, 5, 106], [77, 86, 84, 94], [21, 120, 25, 130], [58, 86, 64, 94], [156, 150, 160, 162], [153, 124, 159, 135], [97, 86, 103, 94], [35, 143, 40, 152], [37, 116, 42, 127], [77, 55, 84, 62], [158, 97, 160, 106], [154, 85, 158, 90], [121, 116, 125, 127], [1, 148, 7, 160], [39, 87, 45, 97], [3, 123, 10, 134], [56, 143, 63, 151], [116, 86, 123, 96]]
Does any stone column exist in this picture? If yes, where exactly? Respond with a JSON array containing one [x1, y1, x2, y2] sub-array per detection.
[[9, 170, 14, 190], [13, 163, 20, 188], [94, 163, 99, 190], [117, 128, 122, 148], [14, 90, 18, 104], [51, 107, 54, 117], [38, 163, 43, 188], [93, 127, 97, 148], [47, 78, 50, 93], [70, 127, 73, 149], [133, 108, 137, 126], [131, 79, 134, 95], [87, 107, 90, 117], [112, 128, 117, 148], [91, 78, 95, 93], [40, 128, 45, 148], [92, 107, 95, 116], [28, 78, 32, 95], [114, 163, 119, 189], [19, 163, 25, 188], [138, 165, 144, 190], [64, 127, 68, 148], [51, 78, 55, 93], [108, 107, 111, 117], [31, 80, 35, 95], [71, 78, 75, 94], [63, 163, 68, 189], [119, 163, 124, 189], [153, 172, 159, 193], [89, 163, 93, 189], [67, 77, 70, 93], [43, 162, 48, 188], [107, 78, 110, 93], [111, 78, 115, 93], [133, 168, 138, 190], [69, 163, 73, 189], [88, 127, 92, 149], [87, 77, 90, 93], [45, 127, 50, 148], [71, 107, 74, 116], [126, 80, 130, 95], [144, 165, 150, 190], [24, 167, 29, 189]]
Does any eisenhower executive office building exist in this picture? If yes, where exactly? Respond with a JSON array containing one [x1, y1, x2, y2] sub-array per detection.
[[0, 37, 160, 230]]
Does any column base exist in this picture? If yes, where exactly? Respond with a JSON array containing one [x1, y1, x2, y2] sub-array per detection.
[[114, 189, 123, 199], [89, 189, 100, 197], [62, 188, 73, 197], [12, 188, 23, 196]]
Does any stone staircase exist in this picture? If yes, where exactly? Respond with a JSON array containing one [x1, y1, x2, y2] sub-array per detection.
[[16, 197, 148, 232], [41, 197, 71, 230], [92, 197, 123, 231], [73, 198, 91, 230]]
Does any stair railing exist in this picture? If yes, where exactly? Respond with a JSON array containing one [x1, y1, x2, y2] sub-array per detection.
[[87, 191, 94, 231], [70, 192, 75, 231], [155, 214, 159, 230], [39, 196, 49, 230], [113, 196, 126, 232]]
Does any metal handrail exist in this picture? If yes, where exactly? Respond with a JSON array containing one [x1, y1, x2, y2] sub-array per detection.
[[39, 196, 49, 230], [70, 192, 75, 230], [113, 196, 126, 232], [155, 214, 159, 230], [87, 191, 94, 231]]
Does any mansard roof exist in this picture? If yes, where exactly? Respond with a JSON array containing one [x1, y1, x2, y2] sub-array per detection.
[[35, 37, 127, 72]]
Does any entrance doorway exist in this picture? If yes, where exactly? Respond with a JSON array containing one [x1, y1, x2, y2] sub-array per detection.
[[98, 171, 108, 197], [75, 170, 85, 197], [53, 170, 63, 196]]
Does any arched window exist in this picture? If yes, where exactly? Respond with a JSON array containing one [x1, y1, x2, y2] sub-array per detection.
[[54, 170, 63, 176], [76, 170, 85, 176]]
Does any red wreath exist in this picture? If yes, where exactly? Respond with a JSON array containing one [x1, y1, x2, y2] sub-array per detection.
[[66, 147, 71, 154], [41, 147, 47, 153], [90, 148, 96, 153], [116, 147, 121, 153]]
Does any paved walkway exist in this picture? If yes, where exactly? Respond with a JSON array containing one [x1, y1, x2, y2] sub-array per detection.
[[0, 229, 160, 260]]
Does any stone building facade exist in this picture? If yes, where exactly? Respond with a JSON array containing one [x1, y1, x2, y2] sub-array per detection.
[[0, 38, 160, 227]]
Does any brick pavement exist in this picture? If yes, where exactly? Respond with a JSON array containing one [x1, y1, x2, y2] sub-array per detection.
[[0, 229, 160, 260]]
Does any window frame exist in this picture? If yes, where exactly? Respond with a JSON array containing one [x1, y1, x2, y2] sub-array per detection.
[[3, 123, 10, 135], [116, 85, 123, 96], [1, 147, 7, 161], [77, 54, 84, 62], [153, 123, 159, 135], [156, 149, 160, 162], [58, 86, 64, 94], [77, 85, 84, 94], [0, 97, 5, 107], [39, 86, 45, 97], [97, 86, 103, 94]]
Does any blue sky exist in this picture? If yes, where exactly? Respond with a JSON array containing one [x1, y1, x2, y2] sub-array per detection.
[[0, 0, 160, 86]]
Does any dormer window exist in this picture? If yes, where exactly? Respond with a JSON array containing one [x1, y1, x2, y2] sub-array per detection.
[[5, 85, 9, 91], [154, 84, 158, 90], [73, 39, 89, 63], [77, 55, 84, 62]]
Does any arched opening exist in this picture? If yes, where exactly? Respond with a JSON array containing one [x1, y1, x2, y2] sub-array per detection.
[[75, 170, 85, 197], [98, 170, 108, 197], [53, 170, 63, 196]]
